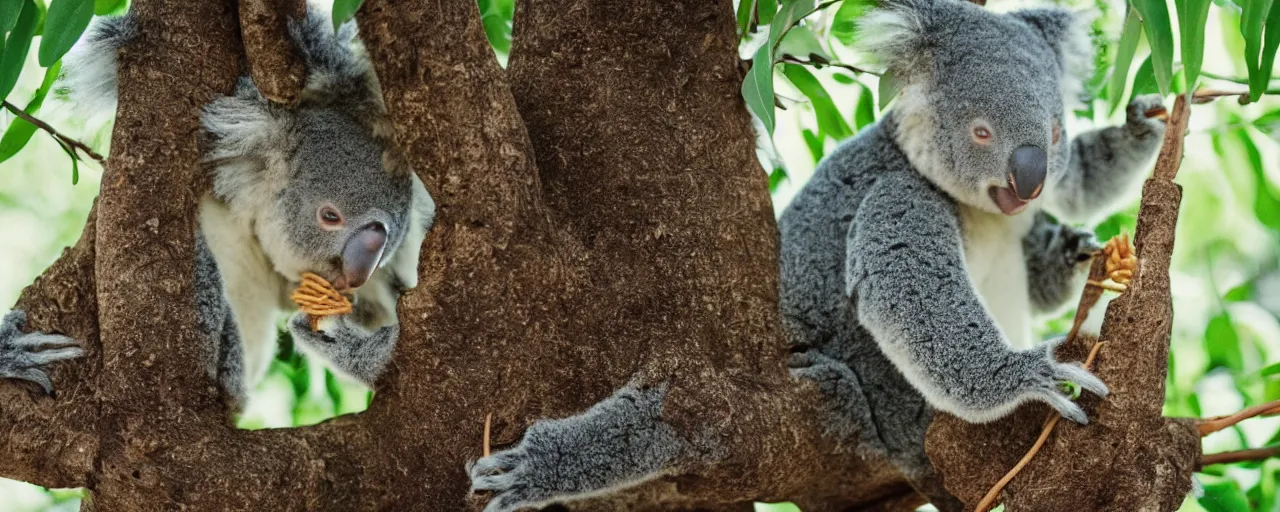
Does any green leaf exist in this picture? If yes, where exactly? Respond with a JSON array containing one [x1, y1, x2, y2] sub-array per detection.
[[854, 81, 875, 130], [1175, 0, 1212, 90], [331, 0, 362, 30], [1239, 0, 1278, 102], [1223, 283, 1253, 302], [0, 0, 38, 99], [92, 0, 123, 16], [1132, 0, 1176, 95], [1129, 55, 1160, 103], [1205, 313, 1244, 372], [736, 0, 757, 36], [481, 12, 511, 56], [829, 0, 874, 45], [758, 0, 777, 25], [0, 60, 61, 164], [0, 0, 22, 32], [742, 45, 776, 136], [801, 128, 824, 162], [768, 167, 787, 191], [37, 0, 92, 66], [1109, 6, 1144, 114], [1261, 361, 1280, 378], [1199, 479, 1253, 512], [768, 0, 816, 53], [1238, 129, 1280, 230], [782, 63, 852, 140], [877, 69, 900, 110], [830, 72, 855, 84], [1255, 109, 1280, 136]]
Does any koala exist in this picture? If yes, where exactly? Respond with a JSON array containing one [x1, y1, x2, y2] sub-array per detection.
[[0, 7, 435, 408], [779, 0, 1165, 507]]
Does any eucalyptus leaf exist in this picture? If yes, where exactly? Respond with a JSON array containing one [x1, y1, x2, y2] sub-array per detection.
[[829, 0, 874, 45], [782, 63, 852, 140], [768, 167, 788, 191], [1237, 0, 1276, 102], [0, 0, 21, 32], [759, 0, 777, 25], [801, 129, 823, 162], [737, 0, 757, 36], [777, 24, 829, 62], [877, 70, 900, 110], [1129, 55, 1159, 103], [854, 81, 875, 130], [37, 0, 92, 66], [0, 60, 61, 164], [742, 45, 776, 136], [1108, 6, 1144, 114], [1175, 0, 1212, 91], [1199, 479, 1252, 511], [92, 0, 123, 16], [331, 0, 362, 30], [1132, 0, 1176, 95], [1205, 313, 1244, 372], [0, 0, 38, 99]]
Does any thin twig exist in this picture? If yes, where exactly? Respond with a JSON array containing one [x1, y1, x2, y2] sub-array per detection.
[[1198, 399, 1280, 437], [483, 413, 492, 457], [1201, 446, 1280, 467], [778, 55, 878, 75], [2, 100, 106, 164]]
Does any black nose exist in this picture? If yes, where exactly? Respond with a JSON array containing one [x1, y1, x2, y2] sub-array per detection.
[[1010, 145, 1047, 201]]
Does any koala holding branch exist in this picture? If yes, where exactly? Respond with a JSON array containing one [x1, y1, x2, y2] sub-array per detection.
[[0, 7, 435, 407], [781, 0, 1163, 504]]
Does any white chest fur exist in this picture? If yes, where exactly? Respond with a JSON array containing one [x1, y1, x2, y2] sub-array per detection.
[[957, 205, 1037, 349]]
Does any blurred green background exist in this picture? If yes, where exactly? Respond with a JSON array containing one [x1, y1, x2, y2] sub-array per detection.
[[1, 0, 1278, 510]]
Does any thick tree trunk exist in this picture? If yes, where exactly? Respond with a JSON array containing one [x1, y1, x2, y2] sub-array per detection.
[[0, 0, 1201, 510]]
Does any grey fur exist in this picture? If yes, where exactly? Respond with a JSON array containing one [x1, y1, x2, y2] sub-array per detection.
[[0, 310, 83, 395], [469, 385, 691, 512], [7, 5, 436, 403], [1022, 212, 1101, 312], [780, 0, 1163, 506]]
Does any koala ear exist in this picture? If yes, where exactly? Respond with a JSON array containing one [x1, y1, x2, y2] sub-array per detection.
[[855, 0, 938, 79], [1012, 8, 1095, 105], [202, 78, 293, 163]]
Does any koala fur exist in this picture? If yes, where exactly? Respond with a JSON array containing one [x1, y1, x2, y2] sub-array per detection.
[[780, 0, 1164, 506], [1, 7, 435, 408]]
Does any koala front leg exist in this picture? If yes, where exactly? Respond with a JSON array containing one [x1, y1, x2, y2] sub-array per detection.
[[1022, 211, 1102, 313], [469, 384, 689, 512], [1050, 94, 1166, 221], [286, 312, 397, 386], [0, 310, 83, 395], [849, 173, 1107, 424]]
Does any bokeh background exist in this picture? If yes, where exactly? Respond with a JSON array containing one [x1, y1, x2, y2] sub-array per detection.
[[0, 0, 1277, 510]]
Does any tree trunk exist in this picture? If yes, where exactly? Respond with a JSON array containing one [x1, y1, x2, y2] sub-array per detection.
[[0, 0, 1201, 510]]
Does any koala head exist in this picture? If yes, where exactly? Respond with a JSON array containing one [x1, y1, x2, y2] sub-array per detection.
[[202, 10, 413, 291], [859, 0, 1092, 216]]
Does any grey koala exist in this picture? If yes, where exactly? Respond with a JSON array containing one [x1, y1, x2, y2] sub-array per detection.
[[0, 7, 435, 407], [781, 0, 1164, 506]]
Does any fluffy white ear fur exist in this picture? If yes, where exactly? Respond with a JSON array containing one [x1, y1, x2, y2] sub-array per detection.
[[854, 5, 929, 75]]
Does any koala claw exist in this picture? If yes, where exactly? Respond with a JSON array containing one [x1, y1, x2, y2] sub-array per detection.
[[1034, 337, 1108, 424], [0, 310, 83, 395], [1061, 227, 1102, 267], [468, 447, 547, 512]]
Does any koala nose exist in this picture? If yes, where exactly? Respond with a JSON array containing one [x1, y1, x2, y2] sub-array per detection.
[[1009, 145, 1047, 201], [341, 222, 387, 290]]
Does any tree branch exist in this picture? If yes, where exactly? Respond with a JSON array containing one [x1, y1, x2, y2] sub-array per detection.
[[239, 0, 307, 105], [1201, 446, 1280, 467], [1, 100, 105, 164], [1198, 399, 1280, 436]]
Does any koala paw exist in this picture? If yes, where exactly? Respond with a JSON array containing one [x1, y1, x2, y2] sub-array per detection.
[[1126, 94, 1168, 138], [0, 310, 83, 395], [469, 446, 555, 512], [1056, 224, 1103, 268], [1023, 337, 1109, 425]]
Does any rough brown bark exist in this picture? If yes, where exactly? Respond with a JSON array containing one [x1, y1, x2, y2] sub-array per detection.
[[240, 0, 308, 105]]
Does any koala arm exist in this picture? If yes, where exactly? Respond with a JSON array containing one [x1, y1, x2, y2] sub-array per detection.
[[848, 172, 1107, 424], [1048, 95, 1166, 222], [1021, 212, 1101, 314]]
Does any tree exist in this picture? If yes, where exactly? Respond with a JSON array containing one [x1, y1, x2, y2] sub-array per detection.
[[0, 0, 1277, 511]]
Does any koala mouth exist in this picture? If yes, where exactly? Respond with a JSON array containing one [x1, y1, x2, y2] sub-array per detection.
[[988, 185, 1028, 215]]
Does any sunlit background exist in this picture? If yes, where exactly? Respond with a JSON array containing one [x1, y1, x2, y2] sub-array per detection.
[[0, 0, 1277, 510]]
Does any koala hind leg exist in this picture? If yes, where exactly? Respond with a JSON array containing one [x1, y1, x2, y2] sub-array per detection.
[[469, 383, 689, 512], [0, 310, 83, 395]]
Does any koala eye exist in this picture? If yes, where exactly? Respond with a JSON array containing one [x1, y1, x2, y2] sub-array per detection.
[[971, 125, 993, 144], [317, 206, 344, 228]]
